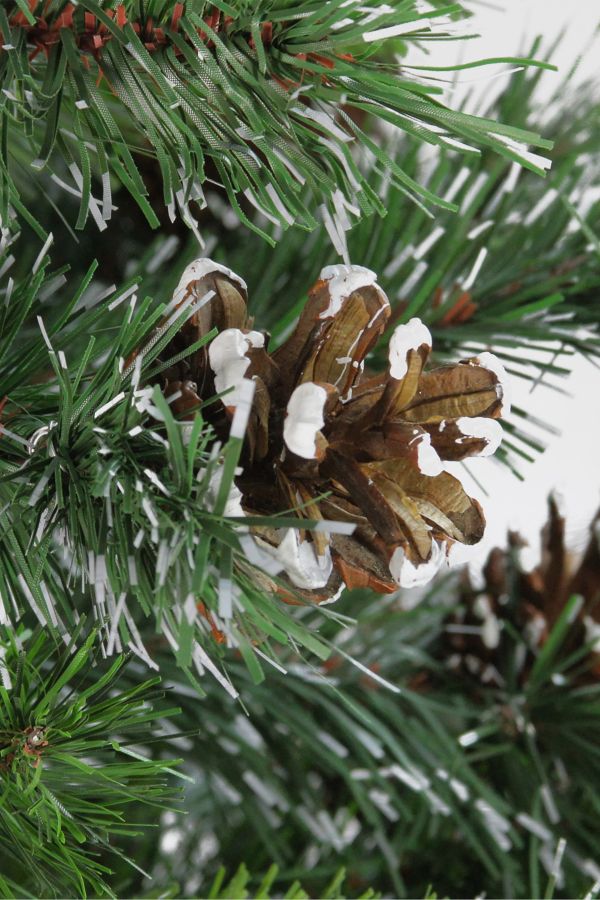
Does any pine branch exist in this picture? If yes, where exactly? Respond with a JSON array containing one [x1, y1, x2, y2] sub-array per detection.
[[0, 1, 554, 241], [220, 62, 600, 356], [2, 8, 598, 900], [69, 579, 512, 898], [0, 627, 183, 899], [2, 229, 597, 897], [0, 236, 342, 691], [1, 68, 597, 683], [194, 62, 599, 478], [203, 863, 378, 899], [109, 524, 600, 898]]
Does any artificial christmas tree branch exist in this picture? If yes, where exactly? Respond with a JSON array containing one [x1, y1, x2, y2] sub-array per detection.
[[181, 863, 378, 899], [0, 628, 183, 899], [109, 502, 600, 898], [0, 1, 554, 242], [2, 2, 599, 896], [0, 235, 509, 688], [2, 64, 600, 686], [205, 61, 600, 476], [219, 60, 600, 360]]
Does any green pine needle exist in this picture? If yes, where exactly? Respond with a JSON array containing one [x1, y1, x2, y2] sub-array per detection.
[[0, 627, 183, 899], [0, 1, 553, 240]]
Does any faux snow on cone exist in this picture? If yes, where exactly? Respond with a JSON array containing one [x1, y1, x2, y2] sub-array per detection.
[[146, 258, 510, 601]]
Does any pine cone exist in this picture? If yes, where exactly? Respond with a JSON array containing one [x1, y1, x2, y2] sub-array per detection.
[[153, 258, 509, 601], [446, 498, 600, 685]]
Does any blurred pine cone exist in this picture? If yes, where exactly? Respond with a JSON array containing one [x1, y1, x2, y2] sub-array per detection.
[[446, 498, 600, 685]]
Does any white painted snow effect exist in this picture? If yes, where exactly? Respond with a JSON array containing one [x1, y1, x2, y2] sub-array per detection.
[[390, 540, 445, 588], [273, 529, 333, 590], [208, 328, 264, 406], [207, 466, 245, 519], [283, 382, 327, 459], [318, 264, 381, 318], [414, 432, 444, 476], [456, 416, 503, 456], [172, 257, 247, 309], [388, 318, 432, 380], [474, 595, 501, 649]]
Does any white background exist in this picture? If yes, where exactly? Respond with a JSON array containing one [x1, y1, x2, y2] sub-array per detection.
[[423, 0, 600, 569]]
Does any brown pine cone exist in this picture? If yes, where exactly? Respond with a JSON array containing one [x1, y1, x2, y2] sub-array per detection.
[[149, 258, 509, 601]]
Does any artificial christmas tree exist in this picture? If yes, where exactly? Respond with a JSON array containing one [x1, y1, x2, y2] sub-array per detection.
[[1, 2, 599, 898]]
